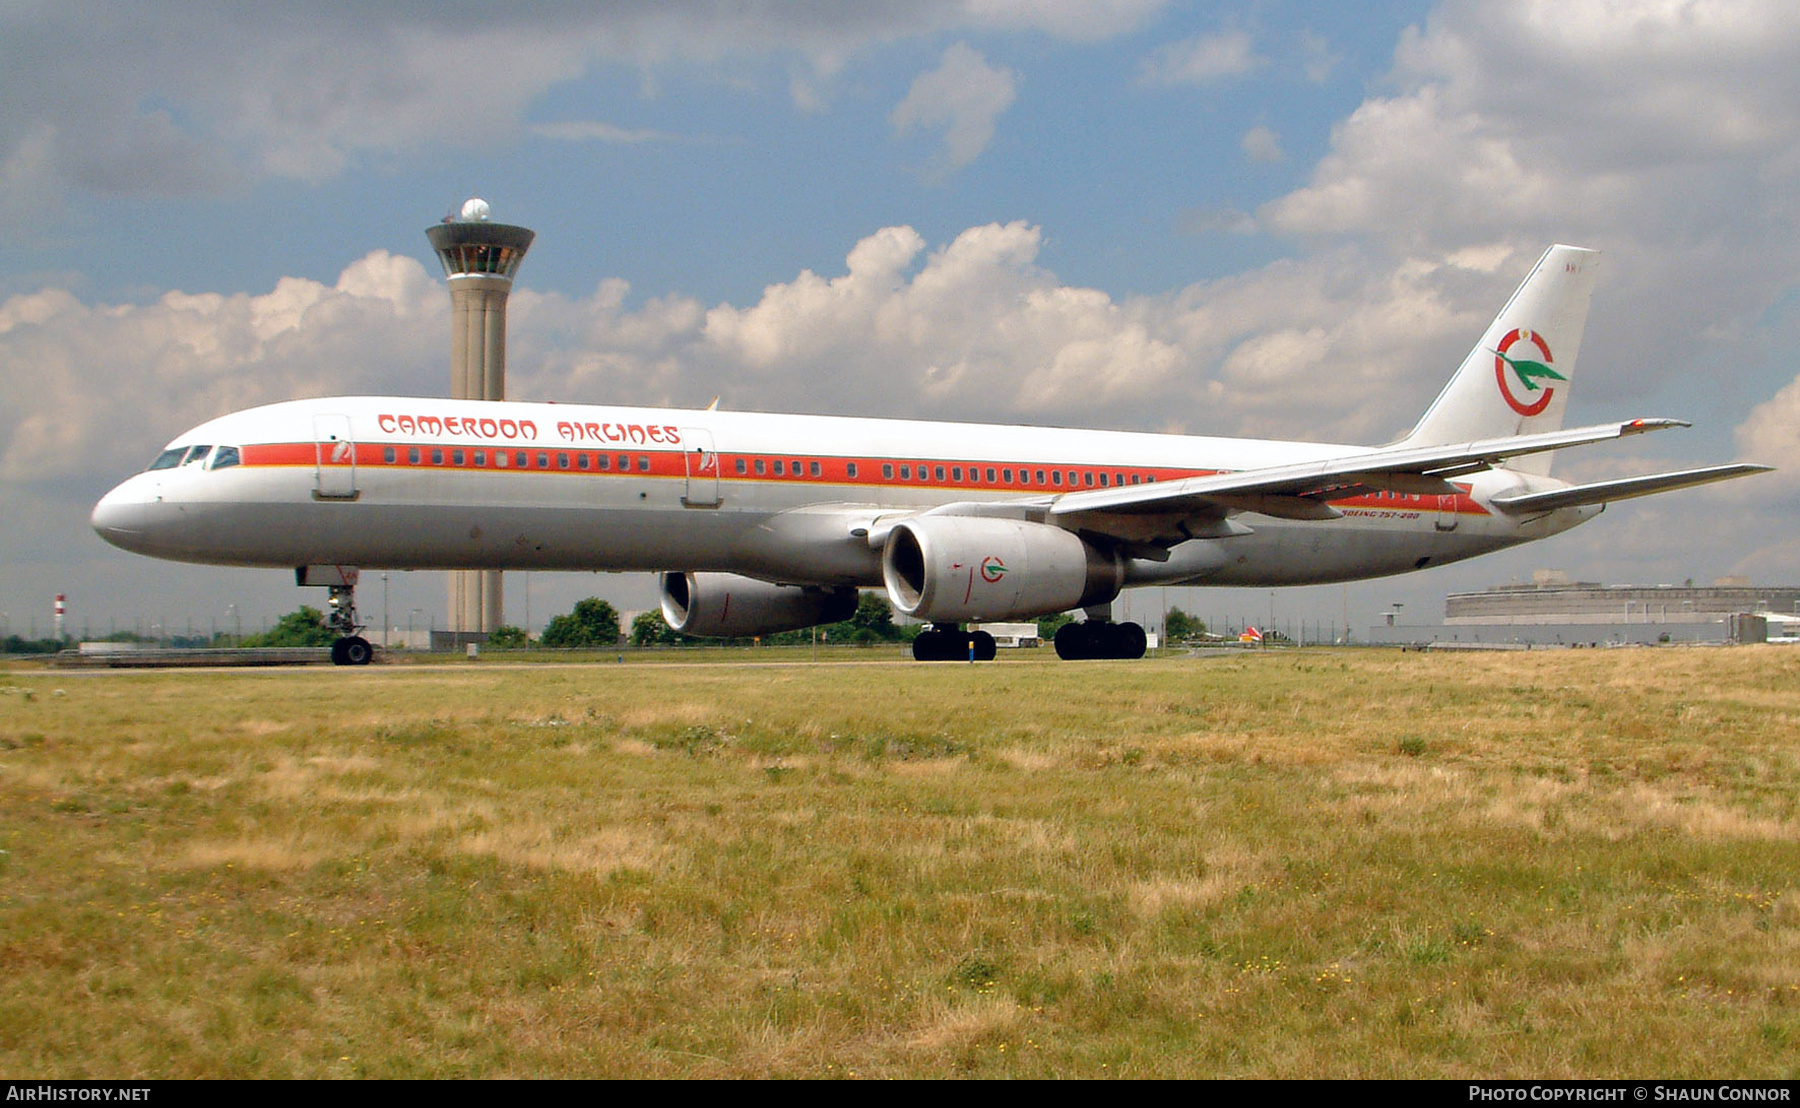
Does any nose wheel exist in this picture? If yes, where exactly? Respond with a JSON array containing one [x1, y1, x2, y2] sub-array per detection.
[[325, 584, 374, 666], [297, 567, 376, 666]]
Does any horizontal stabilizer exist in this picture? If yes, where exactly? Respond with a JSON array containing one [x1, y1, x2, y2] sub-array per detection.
[[1488, 464, 1773, 515]]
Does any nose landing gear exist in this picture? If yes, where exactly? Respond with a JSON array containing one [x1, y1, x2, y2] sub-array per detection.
[[298, 566, 374, 666]]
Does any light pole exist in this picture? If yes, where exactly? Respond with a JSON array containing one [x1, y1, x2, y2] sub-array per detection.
[[382, 573, 390, 649]]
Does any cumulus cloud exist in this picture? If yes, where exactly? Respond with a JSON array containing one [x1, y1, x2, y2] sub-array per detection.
[[4, 222, 1522, 515], [1241, 125, 1283, 163], [890, 43, 1019, 177], [1139, 30, 1263, 85], [0, 1, 1160, 223], [529, 121, 677, 144], [1250, 0, 1800, 434], [0, 250, 442, 490], [1297, 29, 1339, 84], [9, 218, 1782, 623]]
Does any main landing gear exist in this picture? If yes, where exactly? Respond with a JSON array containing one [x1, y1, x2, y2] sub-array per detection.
[[1054, 617, 1148, 660], [298, 566, 374, 666], [911, 624, 997, 662], [908, 613, 1149, 662]]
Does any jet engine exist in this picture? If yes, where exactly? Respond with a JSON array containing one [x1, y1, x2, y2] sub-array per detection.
[[881, 516, 1122, 624], [659, 572, 858, 638]]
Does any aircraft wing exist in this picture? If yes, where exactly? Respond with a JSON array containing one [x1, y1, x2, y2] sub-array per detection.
[[1487, 463, 1772, 515], [1047, 417, 1691, 524]]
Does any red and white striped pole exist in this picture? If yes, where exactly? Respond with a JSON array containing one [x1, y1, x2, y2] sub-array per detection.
[[53, 594, 65, 639]]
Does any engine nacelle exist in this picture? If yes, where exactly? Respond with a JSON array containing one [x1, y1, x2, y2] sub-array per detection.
[[659, 572, 858, 638], [881, 516, 1122, 624]]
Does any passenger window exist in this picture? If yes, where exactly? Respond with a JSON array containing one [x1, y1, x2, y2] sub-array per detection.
[[1052, 471, 1062, 486], [473, 450, 486, 466], [598, 454, 611, 470], [952, 466, 962, 482], [987, 468, 997, 483], [1036, 470, 1047, 484], [558, 453, 570, 470], [210, 446, 241, 469], [773, 460, 784, 475], [384, 447, 397, 464], [515, 451, 527, 468], [577, 454, 588, 470], [147, 448, 186, 471], [408, 447, 420, 464], [846, 462, 858, 478], [899, 465, 910, 479], [618, 454, 630, 471], [537, 453, 549, 469], [637, 456, 649, 472], [934, 466, 946, 481], [453, 449, 465, 466], [810, 461, 821, 477], [735, 458, 746, 474], [755, 459, 766, 475], [883, 464, 894, 479], [432, 449, 444, 465], [1098, 473, 1108, 487]]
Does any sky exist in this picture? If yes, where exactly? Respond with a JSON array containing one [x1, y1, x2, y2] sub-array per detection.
[[4, 0, 1800, 642]]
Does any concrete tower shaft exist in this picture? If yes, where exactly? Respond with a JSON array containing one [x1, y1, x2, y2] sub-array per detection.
[[426, 207, 535, 637], [426, 217, 535, 404]]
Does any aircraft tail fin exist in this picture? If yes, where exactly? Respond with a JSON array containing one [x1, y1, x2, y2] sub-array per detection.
[[1398, 245, 1600, 476]]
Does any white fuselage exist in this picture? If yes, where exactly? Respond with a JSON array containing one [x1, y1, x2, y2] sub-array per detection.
[[92, 395, 1592, 593]]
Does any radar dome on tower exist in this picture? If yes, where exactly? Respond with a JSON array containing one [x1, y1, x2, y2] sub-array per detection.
[[459, 197, 492, 222]]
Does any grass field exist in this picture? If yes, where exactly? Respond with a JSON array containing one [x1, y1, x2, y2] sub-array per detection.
[[3, 645, 1799, 1078]]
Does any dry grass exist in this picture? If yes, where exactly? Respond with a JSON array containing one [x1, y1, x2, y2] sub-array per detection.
[[2, 647, 1799, 1077]]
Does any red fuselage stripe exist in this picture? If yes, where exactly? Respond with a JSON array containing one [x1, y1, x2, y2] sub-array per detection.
[[235, 441, 1488, 515]]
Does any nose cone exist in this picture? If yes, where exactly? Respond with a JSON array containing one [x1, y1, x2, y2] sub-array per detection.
[[92, 480, 150, 551]]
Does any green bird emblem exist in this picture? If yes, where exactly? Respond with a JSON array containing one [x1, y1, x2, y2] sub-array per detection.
[[1490, 346, 1566, 392]]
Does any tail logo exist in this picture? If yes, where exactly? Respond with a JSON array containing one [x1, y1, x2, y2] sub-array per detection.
[[1492, 328, 1565, 417]]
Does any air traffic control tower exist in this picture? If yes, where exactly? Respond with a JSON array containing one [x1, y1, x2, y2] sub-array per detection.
[[427, 198, 535, 638]]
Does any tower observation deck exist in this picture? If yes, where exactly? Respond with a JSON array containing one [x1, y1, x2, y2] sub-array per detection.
[[426, 198, 535, 638]]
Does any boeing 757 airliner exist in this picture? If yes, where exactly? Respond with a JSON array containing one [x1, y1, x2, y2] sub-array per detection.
[[92, 245, 1769, 663]]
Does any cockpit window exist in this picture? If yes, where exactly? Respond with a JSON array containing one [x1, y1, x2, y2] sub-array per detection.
[[209, 446, 241, 470], [147, 448, 186, 471], [181, 445, 212, 466]]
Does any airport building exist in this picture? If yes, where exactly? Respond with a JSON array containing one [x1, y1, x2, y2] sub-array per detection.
[[1370, 571, 1800, 646]]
